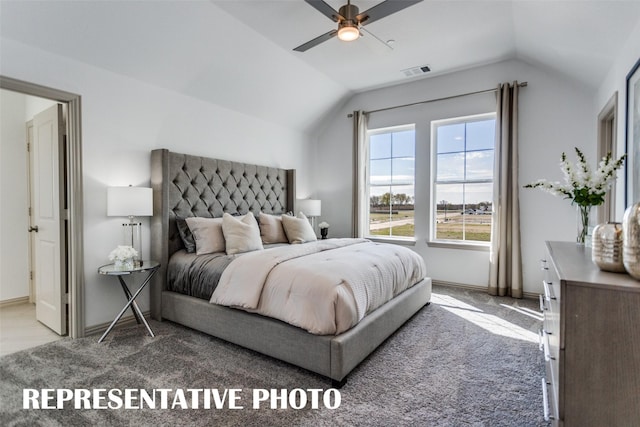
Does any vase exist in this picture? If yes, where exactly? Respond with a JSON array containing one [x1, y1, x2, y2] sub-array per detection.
[[576, 205, 595, 246], [591, 222, 625, 272], [320, 228, 328, 239], [622, 202, 640, 279], [114, 258, 134, 270]]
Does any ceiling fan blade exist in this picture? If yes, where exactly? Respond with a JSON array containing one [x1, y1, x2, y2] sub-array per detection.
[[357, 0, 423, 26], [304, 0, 345, 23], [293, 29, 339, 52], [360, 27, 393, 50]]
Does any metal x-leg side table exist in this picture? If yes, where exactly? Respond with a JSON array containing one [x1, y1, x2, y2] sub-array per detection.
[[97, 260, 160, 343]]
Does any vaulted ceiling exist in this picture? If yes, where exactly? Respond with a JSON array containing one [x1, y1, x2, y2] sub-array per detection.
[[1, 1, 639, 132]]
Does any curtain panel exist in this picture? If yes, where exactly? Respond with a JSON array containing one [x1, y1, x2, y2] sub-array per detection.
[[352, 111, 369, 238], [489, 82, 523, 298]]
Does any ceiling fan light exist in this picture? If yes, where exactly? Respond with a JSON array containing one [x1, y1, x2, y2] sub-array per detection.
[[338, 25, 360, 42]]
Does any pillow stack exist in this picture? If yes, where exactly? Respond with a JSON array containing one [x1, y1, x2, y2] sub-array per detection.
[[178, 211, 318, 255]]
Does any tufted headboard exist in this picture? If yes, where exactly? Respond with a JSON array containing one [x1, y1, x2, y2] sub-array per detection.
[[149, 149, 296, 319]]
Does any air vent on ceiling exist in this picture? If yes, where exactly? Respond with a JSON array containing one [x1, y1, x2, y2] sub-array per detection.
[[402, 65, 431, 77]]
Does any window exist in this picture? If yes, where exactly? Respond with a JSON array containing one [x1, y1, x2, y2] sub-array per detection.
[[367, 125, 415, 239], [431, 113, 495, 244]]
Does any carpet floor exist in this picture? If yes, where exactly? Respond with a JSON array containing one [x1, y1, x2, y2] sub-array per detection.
[[0, 285, 548, 426]]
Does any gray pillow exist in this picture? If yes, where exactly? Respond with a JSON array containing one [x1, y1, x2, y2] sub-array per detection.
[[176, 218, 196, 253]]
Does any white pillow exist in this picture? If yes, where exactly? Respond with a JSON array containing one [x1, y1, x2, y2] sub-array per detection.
[[185, 217, 225, 255], [281, 212, 317, 244], [258, 213, 288, 244], [222, 212, 264, 255]]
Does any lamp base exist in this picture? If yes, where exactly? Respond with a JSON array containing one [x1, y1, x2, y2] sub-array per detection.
[[123, 221, 143, 266]]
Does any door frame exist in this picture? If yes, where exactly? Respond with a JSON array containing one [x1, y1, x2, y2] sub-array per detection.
[[1, 76, 85, 338], [596, 91, 618, 223]]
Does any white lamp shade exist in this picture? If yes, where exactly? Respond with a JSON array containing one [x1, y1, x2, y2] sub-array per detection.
[[298, 199, 321, 217], [107, 186, 153, 217]]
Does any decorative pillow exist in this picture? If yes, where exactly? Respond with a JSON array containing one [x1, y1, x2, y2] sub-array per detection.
[[281, 212, 317, 244], [258, 213, 288, 244], [176, 218, 196, 253], [185, 217, 225, 255], [222, 212, 264, 255]]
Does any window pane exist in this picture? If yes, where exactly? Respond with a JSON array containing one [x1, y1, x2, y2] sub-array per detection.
[[369, 186, 414, 238], [465, 150, 494, 180], [392, 157, 415, 184], [370, 159, 391, 185], [367, 126, 416, 240], [369, 186, 391, 205], [463, 182, 493, 206], [461, 183, 493, 242], [392, 130, 415, 157], [390, 185, 415, 207], [435, 184, 463, 240], [436, 123, 465, 154], [370, 133, 391, 159], [432, 115, 495, 244], [466, 119, 495, 151], [436, 152, 464, 181]]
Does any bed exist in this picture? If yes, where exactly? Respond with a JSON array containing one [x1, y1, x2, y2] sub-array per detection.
[[149, 149, 432, 386]]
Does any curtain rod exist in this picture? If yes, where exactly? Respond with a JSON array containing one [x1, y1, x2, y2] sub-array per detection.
[[348, 82, 528, 117]]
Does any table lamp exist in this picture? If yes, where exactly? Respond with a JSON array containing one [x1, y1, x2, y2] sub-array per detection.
[[297, 199, 321, 232], [107, 186, 153, 266]]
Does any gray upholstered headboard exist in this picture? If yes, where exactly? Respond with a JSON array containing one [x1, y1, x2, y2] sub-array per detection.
[[149, 149, 296, 320]]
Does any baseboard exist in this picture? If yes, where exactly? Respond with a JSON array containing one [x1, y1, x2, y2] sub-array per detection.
[[84, 310, 151, 336], [432, 280, 539, 300], [0, 296, 30, 308]]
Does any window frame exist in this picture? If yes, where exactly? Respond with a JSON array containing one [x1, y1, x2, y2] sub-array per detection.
[[429, 112, 496, 249], [365, 123, 416, 242]]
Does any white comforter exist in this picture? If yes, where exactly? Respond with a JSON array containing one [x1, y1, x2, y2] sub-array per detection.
[[210, 238, 426, 335]]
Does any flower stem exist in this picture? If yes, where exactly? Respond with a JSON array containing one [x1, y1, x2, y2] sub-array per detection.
[[577, 205, 590, 244]]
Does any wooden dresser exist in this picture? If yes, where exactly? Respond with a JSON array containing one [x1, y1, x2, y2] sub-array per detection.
[[540, 241, 640, 426]]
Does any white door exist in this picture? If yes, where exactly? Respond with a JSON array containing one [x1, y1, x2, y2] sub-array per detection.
[[32, 104, 66, 335]]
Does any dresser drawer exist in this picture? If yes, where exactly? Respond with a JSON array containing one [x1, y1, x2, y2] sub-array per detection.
[[541, 258, 561, 303], [540, 256, 560, 425], [543, 356, 559, 424]]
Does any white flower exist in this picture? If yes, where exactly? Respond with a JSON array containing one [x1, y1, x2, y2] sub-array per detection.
[[318, 221, 330, 229], [108, 245, 138, 262], [525, 148, 626, 207]]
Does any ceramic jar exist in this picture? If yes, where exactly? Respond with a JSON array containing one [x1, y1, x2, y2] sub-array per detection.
[[622, 202, 640, 279], [591, 222, 625, 272]]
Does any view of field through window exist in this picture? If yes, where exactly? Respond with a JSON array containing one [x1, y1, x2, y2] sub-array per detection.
[[433, 115, 495, 243], [365, 115, 494, 243], [368, 127, 415, 238]]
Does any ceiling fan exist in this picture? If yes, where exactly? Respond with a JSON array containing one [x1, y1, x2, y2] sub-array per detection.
[[294, 0, 423, 52]]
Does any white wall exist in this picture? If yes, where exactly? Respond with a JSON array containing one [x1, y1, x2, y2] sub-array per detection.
[[0, 90, 29, 301], [0, 90, 57, 302], [312, 59, 595, 295], [1, 38, 313, 328], [596, 19, 640, 215]]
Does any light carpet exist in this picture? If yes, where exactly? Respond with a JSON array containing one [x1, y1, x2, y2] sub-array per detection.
[[0, 285, 548, 426]]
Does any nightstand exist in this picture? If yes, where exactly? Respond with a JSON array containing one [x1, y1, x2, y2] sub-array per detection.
[[97, 260, 160, 343]]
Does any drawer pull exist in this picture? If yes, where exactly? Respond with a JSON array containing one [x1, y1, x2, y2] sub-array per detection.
[[539, 294, 547, 312], [538, 328, 544, 351], [540, 259, 549, 271], [543, 280, 556, 301], [541, 378, 554, 421], [542, 330, 555, 361]]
